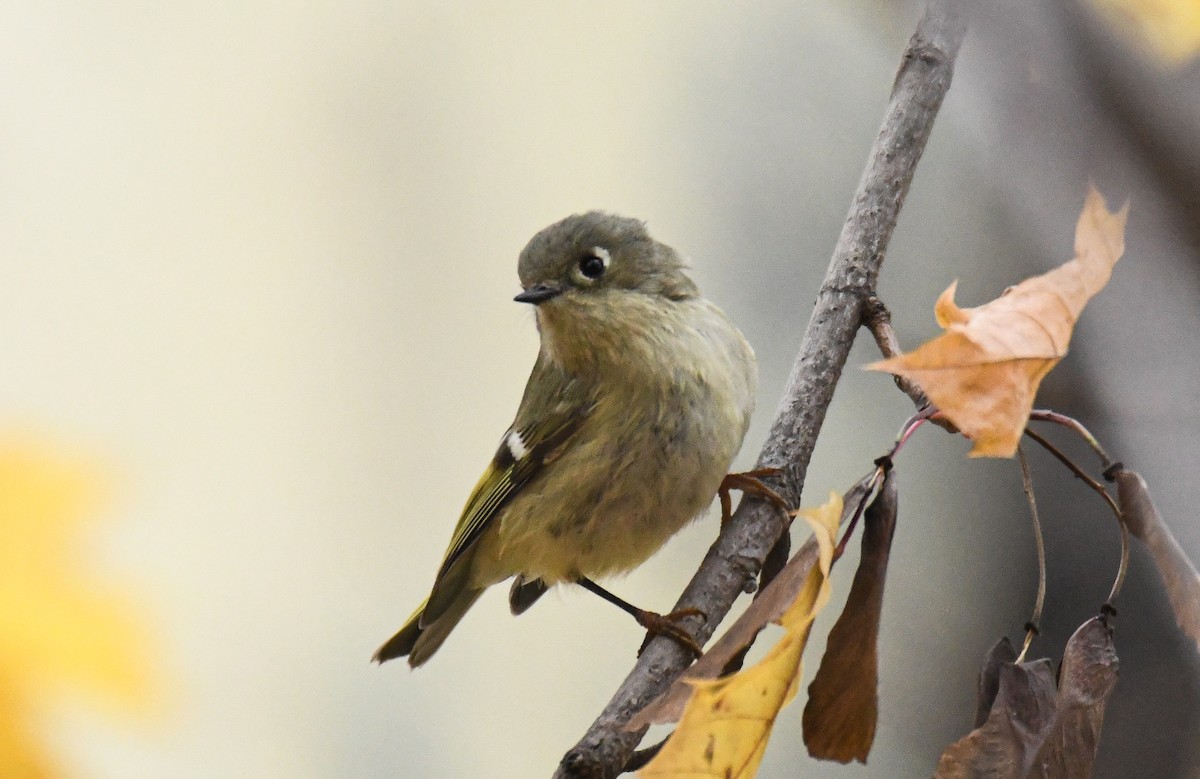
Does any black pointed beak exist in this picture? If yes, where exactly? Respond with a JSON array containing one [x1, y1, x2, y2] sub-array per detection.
[[514, 282, 564, 304]]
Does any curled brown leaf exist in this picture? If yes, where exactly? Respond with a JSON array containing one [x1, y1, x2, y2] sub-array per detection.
[[1115, 468, 1200, 654], [975, 637, 1017, 729], [934, 617, 1118, 779]]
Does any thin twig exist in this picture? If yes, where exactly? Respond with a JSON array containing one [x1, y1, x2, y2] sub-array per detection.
[[1029, 409, 1114, 470], [833, 407, 926, 561], [553, 3, 970, 775], [1022, 429, 1120, 527], [1015, 446, 1046, 664], [891, 407, 936, 459], [862, 296, 956, 432], [1023, 427, 1129, 606], [862, 296, 929, 407]]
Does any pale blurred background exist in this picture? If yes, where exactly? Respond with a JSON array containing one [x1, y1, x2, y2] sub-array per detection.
[[2, 1, 1198, 777]]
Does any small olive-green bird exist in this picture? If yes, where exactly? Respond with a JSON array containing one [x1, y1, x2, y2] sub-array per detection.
[[374, 212, 757, 667]]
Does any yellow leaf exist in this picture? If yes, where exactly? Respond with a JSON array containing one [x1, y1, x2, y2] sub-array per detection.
[[0, 437, 155, 777], [1091, 0, 1200, 66], [639, 493, 841, 779], [868, 185, 1127, 458], [0, 676, 56, 778]]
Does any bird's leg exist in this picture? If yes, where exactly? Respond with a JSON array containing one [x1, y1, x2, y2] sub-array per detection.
[[718, 467, 789, 526], [576, 577, 705, 658]]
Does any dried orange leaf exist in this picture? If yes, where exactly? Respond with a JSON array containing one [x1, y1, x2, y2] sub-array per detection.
[[869, 185, 1128, 457], [802, 471, 898, 763], [638, 493, 842, 779], [1115, 468, 1200, 654]]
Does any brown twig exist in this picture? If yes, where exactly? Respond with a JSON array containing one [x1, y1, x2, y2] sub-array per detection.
[[1015, 446, 1046, 664], [862, 296, 930, 406], [553, 2, 970, 776], [862, 296, 958, 432], [1029, 409, 1114, 470], [1022, 427, 1129, 606]]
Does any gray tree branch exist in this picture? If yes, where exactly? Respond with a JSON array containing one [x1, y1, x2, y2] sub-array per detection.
[[553, 2, 970, 776]]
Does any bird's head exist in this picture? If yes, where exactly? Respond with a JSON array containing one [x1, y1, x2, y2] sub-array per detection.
[[514, 212, 700, 369], [516, 212, 698, 305]]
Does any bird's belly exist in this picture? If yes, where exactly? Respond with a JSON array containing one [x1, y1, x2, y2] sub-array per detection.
[[496, 499, 695, 584], [473, 395, 742, 586], [488, 464, 719, 584]]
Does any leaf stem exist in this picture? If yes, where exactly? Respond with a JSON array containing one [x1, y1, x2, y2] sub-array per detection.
[[833, 407, 930, 561], [833, 466, 886, 561], [1022, 427, 1129, 606], [1015, 446, 1045, 664], [891, 406, 936, 458], [1029, 409, 1113, 470]]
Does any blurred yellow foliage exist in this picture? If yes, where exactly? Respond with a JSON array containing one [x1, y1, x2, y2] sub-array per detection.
[[0, 439, 153, 777], [1092, 0, 1200, 65]]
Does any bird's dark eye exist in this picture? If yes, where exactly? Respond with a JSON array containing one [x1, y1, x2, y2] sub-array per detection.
[[579, 255, 605, 278], [578, 247, 610, 279]]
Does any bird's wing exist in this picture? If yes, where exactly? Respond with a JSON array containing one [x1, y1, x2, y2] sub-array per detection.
[[432, 352, 592, 590]]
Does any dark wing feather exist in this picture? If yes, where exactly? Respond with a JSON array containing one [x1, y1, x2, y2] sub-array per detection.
[[423, 352, 591, 621]]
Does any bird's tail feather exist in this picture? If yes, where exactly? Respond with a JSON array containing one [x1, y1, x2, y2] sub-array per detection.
[[372, 588, 483, 667]]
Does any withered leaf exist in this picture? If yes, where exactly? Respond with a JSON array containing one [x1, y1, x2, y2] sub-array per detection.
[[937, 659, 1058, 779], [636, 494, 843, 778], [975, 637, 1018, 729], [934, 617, 1119, 779], [1028, 618, 1119, 778], [627, 478, 872, 731], [869, 185, 1128, 458], [1115, 468, 1200, 654], [802, 471, 899, 763]]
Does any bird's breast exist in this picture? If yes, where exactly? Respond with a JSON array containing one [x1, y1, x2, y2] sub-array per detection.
[[478, 299, 757, 585]]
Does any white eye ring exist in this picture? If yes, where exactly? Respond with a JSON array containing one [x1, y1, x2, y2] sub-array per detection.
[[576, 246, 611, 281]]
